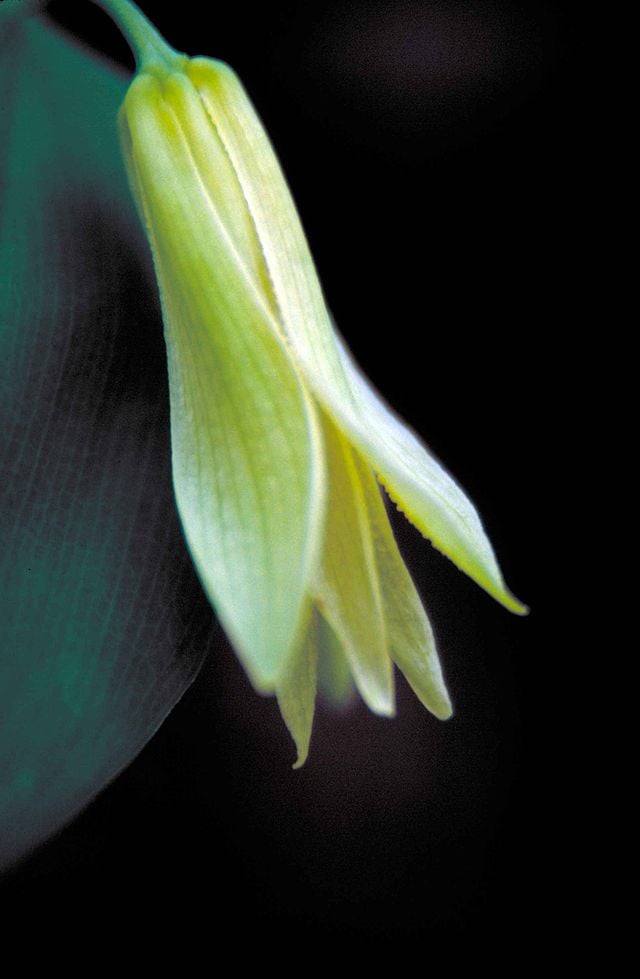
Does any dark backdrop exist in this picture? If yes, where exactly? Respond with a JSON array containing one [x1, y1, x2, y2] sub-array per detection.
[[1, 0, 573, 957]]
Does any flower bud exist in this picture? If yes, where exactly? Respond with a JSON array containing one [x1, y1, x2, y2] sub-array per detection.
[[117, 34, 526, 764]]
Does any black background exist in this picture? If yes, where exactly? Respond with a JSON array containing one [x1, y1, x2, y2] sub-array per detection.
[[2, 0, 575, 957]]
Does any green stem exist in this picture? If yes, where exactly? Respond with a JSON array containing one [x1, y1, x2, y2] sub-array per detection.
[[91, 0, 182, 70]]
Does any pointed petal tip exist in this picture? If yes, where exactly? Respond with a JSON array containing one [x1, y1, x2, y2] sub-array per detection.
[[496, 588, 530, 617], [348, 672, 396, 717], [286, 721, 312, 770], [378, 477, 529, 618], [369, 699, 397, 719], [402, 666, 454, 721], [454, 568, 530, 618], [433, 699, 454, 721], [350, 656, 395, 717], [460, 564, 531, 619], [413, 683, 453, 721]]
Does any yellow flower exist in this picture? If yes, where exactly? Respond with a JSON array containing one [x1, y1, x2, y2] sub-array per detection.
[[112, 2, 526, 765]]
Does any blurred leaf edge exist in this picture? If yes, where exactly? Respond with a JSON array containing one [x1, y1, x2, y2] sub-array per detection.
[[0, 9, 214, 871]]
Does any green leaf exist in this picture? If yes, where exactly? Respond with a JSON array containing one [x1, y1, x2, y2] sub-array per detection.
[[190, 59, 527, 617], [0, 17, 213, 869]]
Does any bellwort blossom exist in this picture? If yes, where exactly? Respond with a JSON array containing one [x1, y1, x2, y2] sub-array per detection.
[[102, 0, 526, 764]]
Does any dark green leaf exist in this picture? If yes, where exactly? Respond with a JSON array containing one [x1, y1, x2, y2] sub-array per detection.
[[0, 15, 213, 869]]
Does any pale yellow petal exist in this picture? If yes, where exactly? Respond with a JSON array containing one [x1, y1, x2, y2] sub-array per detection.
[[312, 411, 395, 717], [276, 608, 318, 769], [120, 72, 326, 690], [191, 58, 526, 617], [315, 611, 356, 709], [353, 454, 452, 719]]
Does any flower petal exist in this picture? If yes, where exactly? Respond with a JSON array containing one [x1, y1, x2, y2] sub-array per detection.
[[312, 412, 395, 717], [276, 608, 319, 768], [193, 59, 526, 616], [316, 612, 356, 708], [352, 453, 453, 719], [120, 72, 326, 690], [330, 335, 528, 617]]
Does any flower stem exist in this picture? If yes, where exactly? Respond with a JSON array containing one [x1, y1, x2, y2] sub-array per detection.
[[90, 0, 181, 70]]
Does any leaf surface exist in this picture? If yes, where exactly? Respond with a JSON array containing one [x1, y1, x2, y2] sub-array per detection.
[[0, 17, 213, 869]]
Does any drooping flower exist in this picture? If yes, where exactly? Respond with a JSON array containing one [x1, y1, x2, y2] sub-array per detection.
[[108, 0, 526, 764]]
